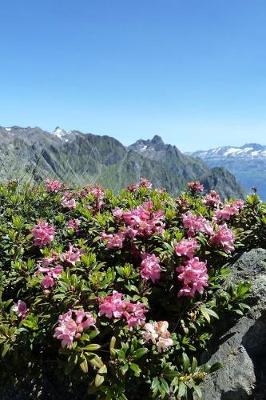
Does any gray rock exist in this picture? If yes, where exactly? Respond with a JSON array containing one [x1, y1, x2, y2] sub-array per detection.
[[200, 248, 266, 400]]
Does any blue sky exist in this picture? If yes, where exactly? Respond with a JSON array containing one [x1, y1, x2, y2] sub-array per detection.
[[0, 0, 266, 151]]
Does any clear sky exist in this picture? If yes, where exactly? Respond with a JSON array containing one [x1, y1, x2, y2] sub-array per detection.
[[0, 0, 266, 151]]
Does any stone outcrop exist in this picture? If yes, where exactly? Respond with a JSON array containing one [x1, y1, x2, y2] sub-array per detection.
[[200, 248, 266, 400]]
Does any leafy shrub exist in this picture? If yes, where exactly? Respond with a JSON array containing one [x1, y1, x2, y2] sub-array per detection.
[[0, 179, 265, 399]]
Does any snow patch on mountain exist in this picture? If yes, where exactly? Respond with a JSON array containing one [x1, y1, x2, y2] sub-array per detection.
[[193, 144, 266, 160], [52, 127, 75, 142]]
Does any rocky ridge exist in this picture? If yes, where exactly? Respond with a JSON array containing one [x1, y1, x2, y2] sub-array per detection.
[[0, 126, 245, 198]]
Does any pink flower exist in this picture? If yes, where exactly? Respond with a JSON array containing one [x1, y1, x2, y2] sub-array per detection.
[[143, 321, 174, 352], [61, 193, 77, 209], [101, 232, 125, 249], [67, 219, 80, 231], [139, 177, 153, 189], [203, 190, 221, 207], [140, 253, 161, 283], [61, 245, 82, 265], [122, 301, 147, 329], [214, 199, 244, 223], [175, 238, 199, 259], [98, 291, 124, 319], [98, 292, 147, 328], [210, 224, 235, 253], [127, 183, 139, 192], [182, 212, 213, 237], [41, 255, 58, 267], [89, 186, 105, 198], [127, 178, 152, 192], [54, 309, 96, 348], [32, 221, 55, 247], [187, 181, 204, 193], [37, 264, 63, 289], [13, 300, 28, 319], [45, 179, 62, 193], [176, 257, 208, 297], [41, 274, 55, 289], [233, 199, 245, 210], [124, 226, 138, 239], [112, 207, 124, 219], [54, 311, 77, 348], [121, 201, 165, 238], [80, 185, 105, 209], [74, 310, 96, 332]]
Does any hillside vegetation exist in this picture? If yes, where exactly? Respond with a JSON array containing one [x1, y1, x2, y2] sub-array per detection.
[[0, 178, 265, 399]]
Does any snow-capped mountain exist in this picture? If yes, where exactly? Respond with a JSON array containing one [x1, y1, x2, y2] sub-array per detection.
[[193, 143, 266, 160], [191, 143, 266, 200]]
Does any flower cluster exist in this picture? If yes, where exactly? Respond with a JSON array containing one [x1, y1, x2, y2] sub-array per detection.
[[101, 232, 125, 249], [182, 212, 213, 237], [98, 291, 147, 328], [13, 300, 28, 319], [80, 185, 105, 209], [176, 257, 208, 297], [54, 309, 96, 348], [118, 201, 165, 238], [32, 221, 55, 247], [61, 192, 77, 209], [210, 224, 235, 253], [127, 178, 153, 192], [45, 179, 63, 193], [67, 218, 81, 231], [214, 200, 245, 222], [203, 190, 221, 207], [37, 265, 63, 289], [187, 181, 204, 193], [143, 321, 174, 352], [61, 244, 82, 265], [175, 238, 199, 259], [102, 201, 165, 249], [140, 253, 161, 283]]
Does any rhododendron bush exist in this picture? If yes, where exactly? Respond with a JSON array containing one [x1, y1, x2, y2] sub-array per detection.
[[0, 179, 265, 400]]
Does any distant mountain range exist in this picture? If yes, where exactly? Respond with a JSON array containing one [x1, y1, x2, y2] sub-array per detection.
[[191, 143, 266, 200], [0, 125, 244, 199]]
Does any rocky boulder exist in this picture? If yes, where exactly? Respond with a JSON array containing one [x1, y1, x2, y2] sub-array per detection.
[[200, 248, 266, 400]]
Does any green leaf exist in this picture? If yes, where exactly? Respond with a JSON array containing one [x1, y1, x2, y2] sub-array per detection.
[[83, 343, 101, 351], [191, 383, 202, 399], [160, 378, 169, 394], [182, 352, 190, 372], [204, 308, 219, 319], [1, 343, 10, 358], [133, 347, 148, 359], [177, 382, 187, 398], [130, 363, 141, 377], [89, 355, 104, 368], [110, 336, 116, 355], [151, 377, 160, 396], [191, 356, 198, 372], [98, 364, 107, 374], [209, 362, 223, 372], [80, 358, 88, 373], [95, 373, 105, 387], [120, 364, 129, 375]]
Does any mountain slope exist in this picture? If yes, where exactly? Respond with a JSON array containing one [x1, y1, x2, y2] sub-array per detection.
[[191, 143, 266, 200], [0, 125, 244, 198], [128, 135, 245, 198]]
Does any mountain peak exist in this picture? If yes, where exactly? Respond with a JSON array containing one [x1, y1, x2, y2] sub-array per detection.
[[242, 143, 265, 151], [150, 135, 164, 145], [52, 127, 70, 139]]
